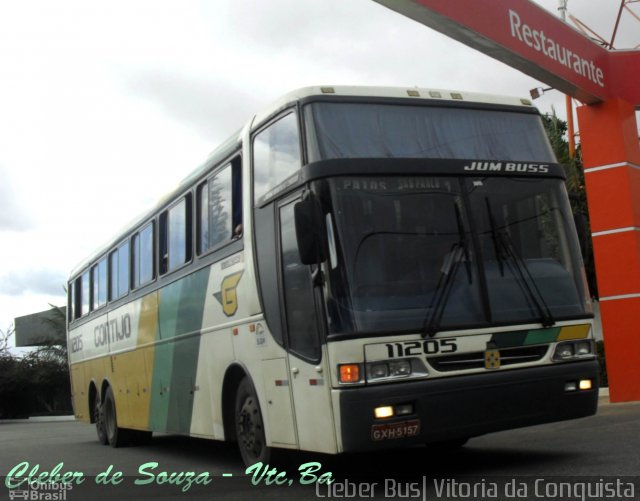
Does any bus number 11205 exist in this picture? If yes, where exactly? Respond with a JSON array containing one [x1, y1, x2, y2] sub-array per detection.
[[385, 339, 458, 358]]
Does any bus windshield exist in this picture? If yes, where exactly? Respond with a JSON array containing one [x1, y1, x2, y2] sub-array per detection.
[[321, 175, 590, 335], [304, 102, 555, 162]]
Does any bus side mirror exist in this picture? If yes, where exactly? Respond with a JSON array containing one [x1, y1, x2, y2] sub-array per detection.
[[294, 195, 328, 265]]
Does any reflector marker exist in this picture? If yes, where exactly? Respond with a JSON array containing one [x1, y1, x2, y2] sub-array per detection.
[[274, 380, 289, 387]]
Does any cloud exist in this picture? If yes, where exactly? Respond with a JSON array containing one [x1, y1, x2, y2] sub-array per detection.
[[0, 164, 34, 231], [124, 71, 264, 142], [0, 268, 67, 297]]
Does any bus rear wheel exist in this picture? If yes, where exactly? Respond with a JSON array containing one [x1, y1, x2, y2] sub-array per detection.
[[235, 378, 270, 466], [103, 386, 130, 447], [94, 392, 108, 445]]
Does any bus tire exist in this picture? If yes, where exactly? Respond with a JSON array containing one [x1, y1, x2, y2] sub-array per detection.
[[94, 391, 108, 445], [235, 377, 271, 466], [103, 386, 130, 447]]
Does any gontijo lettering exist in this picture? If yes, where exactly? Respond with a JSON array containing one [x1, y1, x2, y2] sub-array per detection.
[[94, 314, 132, 347]]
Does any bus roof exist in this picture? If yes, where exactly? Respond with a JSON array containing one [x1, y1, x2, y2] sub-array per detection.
[[252, 85, 535, 126], [69, 86, 537, 279]]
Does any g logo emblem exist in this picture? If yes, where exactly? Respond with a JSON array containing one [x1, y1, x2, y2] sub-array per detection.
[[215, 271, 243, 317]]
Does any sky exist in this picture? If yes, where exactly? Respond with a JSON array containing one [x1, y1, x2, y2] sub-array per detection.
[[0, 0, 638, 345]]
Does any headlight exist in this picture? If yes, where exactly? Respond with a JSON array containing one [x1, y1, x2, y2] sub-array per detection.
[[345, 358, 428, 384], [365, 358, 424, 382], [553, 340, 595, 362], [554, 343, 575, 360], [389, 360, 411, 377], [575, 341, 593, 356], [367, 362, 389, 379]]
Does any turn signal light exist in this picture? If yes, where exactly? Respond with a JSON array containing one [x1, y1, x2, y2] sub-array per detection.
[[339, 364, 361, 384]]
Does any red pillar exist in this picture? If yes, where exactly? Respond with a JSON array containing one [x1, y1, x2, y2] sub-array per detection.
[[577, 98, 640, 402]]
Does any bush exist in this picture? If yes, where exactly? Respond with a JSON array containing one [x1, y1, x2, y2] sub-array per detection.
[[0, 349, 72, 419]]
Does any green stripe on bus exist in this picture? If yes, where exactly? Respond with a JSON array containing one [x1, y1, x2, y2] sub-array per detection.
[[151, 268, 209, 434], [148, 340, 174, 431], [491, 327, 563, 349], [490, 330, 527, 348], [524, 327, 561, 345]]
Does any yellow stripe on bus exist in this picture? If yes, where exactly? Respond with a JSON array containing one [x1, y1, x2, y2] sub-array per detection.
[[557, 324, 591, 341]]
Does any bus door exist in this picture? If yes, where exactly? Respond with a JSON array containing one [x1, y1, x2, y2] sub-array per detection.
[[279, 199, 338, 454]]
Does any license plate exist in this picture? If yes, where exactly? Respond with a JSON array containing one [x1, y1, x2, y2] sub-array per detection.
[[371, 419, 421, 441]]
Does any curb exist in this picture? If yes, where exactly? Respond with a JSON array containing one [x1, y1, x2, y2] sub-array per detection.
[[28, 415, 75, 422], [0, 415, 75, 424]]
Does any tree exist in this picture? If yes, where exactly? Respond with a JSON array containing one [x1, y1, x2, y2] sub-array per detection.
[[0, 308, 72, 418], [0, 324, 15, 355]]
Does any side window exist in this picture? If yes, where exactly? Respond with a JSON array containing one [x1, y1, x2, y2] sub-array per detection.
[[279, 201, 321, 361], [197, 159, 242, 255], [68, 282, 74, 322], [109, 240, 130, 300], [133, 223, 155, 288], [81, 271, 90, 316], [72, 277, 82, 320], [91, 258, 107, 310], [160, 195, 192, 274], [253, 113, 301, 202]]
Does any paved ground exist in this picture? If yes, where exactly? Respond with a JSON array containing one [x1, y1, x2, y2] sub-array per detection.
[[0, 395, 638, 500]]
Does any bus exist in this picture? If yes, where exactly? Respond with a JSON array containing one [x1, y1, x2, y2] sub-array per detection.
[[67, 86, 598, 466]]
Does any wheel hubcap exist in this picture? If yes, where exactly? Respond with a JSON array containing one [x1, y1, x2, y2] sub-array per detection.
[[238, 396, 263, 459]]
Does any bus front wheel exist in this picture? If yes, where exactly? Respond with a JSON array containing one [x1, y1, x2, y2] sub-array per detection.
[[234, 378, 270, 466]]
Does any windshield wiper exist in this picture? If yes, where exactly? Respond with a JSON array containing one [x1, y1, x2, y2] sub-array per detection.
[[422, 202, 471, 338], [454, 202, 473, 285], [485, 198, 555, 328]]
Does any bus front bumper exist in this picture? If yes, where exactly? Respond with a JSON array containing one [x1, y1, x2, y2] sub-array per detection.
[[338, 360, 599, 452]]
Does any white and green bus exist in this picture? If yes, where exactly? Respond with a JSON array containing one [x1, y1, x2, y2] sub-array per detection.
[[67, 86, 598, 466]]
